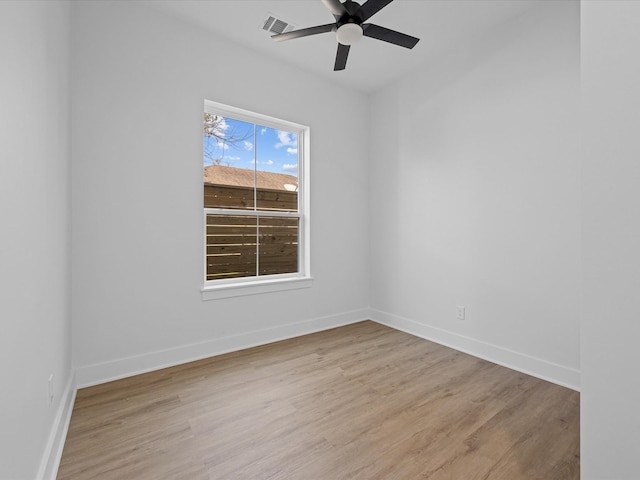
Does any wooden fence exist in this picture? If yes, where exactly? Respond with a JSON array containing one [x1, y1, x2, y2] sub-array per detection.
[[204, 184, 298, 281], [204, 183, 297, 211]]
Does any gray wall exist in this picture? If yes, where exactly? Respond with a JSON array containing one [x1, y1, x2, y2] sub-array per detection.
[[581, 1, 640, 478], [369, 1, 580, 387], [0, 2, 72, 479], [70, 1, 370, 385]]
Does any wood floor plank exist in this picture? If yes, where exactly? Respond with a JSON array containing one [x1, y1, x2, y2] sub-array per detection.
[[57, 321, 579, 479]]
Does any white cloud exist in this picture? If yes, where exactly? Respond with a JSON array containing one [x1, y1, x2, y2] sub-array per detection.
[[283, 164, 298, 172], [249, 159, 274, 166], [275, 131, 298, 154], [243, 140, 253, 151], [261, 128, 267, 135]]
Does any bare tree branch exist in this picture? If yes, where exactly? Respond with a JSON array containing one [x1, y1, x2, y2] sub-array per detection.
[[203, 113, 252, 165]]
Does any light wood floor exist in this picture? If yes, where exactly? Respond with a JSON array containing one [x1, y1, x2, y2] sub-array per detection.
[[57, 321, 579, 479]]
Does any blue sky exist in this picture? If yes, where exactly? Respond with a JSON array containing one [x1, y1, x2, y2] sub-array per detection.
[[204, 116, 298, 177]]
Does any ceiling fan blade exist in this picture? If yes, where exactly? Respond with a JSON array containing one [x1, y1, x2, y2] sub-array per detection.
[[363, 23, 420, 49], [322, 0, 348, 17], [359, 0, 394, 21], [271, 23, 335, 42], [334, 43, 351, 71]]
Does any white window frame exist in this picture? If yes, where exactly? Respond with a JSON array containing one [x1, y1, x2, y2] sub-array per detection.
[[201, 100, 312, 300]]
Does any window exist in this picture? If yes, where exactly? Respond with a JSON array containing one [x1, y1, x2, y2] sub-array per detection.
[[202, 100, 311, 299]]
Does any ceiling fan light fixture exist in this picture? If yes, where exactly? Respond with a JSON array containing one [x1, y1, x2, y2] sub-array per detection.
[[336, 23, 363, 45]]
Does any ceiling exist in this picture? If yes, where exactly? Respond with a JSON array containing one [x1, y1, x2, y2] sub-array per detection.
[[136, 0, 545, 94]]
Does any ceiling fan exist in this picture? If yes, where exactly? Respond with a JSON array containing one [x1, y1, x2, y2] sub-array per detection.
[[271, 0, 420, 71]]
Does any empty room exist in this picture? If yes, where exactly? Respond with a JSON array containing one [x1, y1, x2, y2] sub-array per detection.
[[1, 0, 639, 479]]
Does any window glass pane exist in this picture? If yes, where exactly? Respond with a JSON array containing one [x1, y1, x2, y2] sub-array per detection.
[[203, 114, 255, 210], [206, 214, 257, 280], [255, 125, 298, 212], [258, 216, 299, 276]]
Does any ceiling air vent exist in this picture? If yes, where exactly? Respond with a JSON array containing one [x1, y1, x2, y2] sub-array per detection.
[[262, 14, 296, 35]]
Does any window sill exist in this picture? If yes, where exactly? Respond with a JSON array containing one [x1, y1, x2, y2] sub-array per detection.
[[201, 276, 313, 301]]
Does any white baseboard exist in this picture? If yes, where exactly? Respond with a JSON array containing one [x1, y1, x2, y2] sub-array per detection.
[[75, 309, 369, 388], [37, 372, 77, 480], [369, 308, 580, 391]]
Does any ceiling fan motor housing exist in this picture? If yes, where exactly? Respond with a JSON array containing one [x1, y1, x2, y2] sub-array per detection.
[[335, 0, 364, 27]]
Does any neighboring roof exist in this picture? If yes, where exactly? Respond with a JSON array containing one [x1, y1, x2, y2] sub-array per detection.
[[204, 165, 298, 192]]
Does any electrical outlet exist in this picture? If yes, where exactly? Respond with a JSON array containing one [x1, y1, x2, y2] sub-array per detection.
[[456, 306, 465, 320], [48, 374, 54, 406]]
